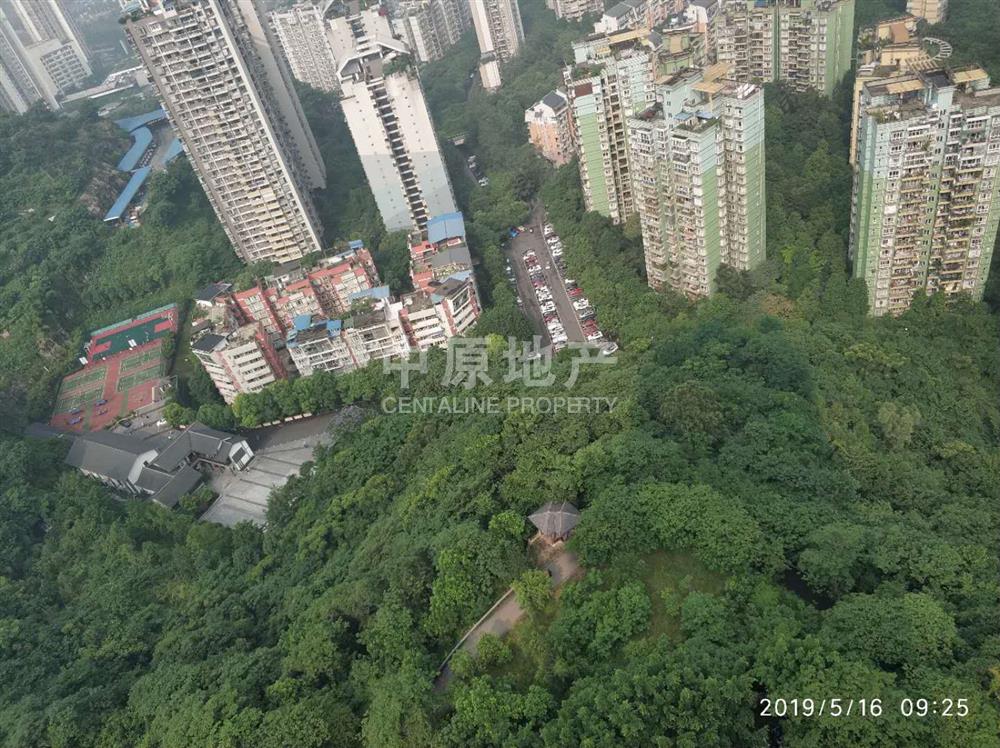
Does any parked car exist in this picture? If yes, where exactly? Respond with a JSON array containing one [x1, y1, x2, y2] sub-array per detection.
[[573, 299, 591, 310], [600, 342, 618, 355], [569, 288, 583, 297], [587, 332, 604, 342]]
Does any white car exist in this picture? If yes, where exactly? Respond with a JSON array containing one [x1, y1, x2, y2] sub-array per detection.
[[573, 299, 591, 310], [600, 342, 618, 355], [587, 332, 604, 342], [552, 334, 568, 345]]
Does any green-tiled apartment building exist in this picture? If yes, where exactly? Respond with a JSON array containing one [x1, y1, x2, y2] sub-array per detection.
[[628, 63, 767, 297]]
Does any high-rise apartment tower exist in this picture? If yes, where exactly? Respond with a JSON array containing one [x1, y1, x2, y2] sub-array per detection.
[[270, 1, 340, 93], [851, 67, 1000, 315], [125, 0, 327, 265], [716, 0, 854, 97], [0, 0, 91, 113], [470, 0, 525, 91], [330, 6, 456, 231], [628, 63, 766, 296], [565, 28, 660, 224]]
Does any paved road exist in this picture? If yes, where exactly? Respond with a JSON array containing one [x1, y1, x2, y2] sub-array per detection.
[[202, 409, 363, 526], [504, 205, 586, 344]]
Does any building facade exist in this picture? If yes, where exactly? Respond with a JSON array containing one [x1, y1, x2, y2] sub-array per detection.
[[269, 1, 340, 93], [470, 0, 525, 91], [0, 0, 91, 113], [851, 14, 942, 165], [851, 67, 1000, 315], [716, 0, 854, 97], [549, 0, 605, 22], [125, 0, 326, 265], [224, 245, 381, 336], [596, 0, 683, 34], [193, 323, 289, 404], [399, 272, 482, 350], [330, 6, 456, 231], [628, 64, 766, 296], [566, 28, 660, 223], [393, 0, 471, 63], [907, 0, 947, 24], [525, 90, 576, 166]]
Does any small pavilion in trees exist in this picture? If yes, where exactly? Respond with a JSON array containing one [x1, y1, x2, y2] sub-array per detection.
[[528, 501, 580, 543]]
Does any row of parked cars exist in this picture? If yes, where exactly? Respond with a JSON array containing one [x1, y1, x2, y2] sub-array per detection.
[[542, 223, 616, 351], [523, 247, 569, 350]]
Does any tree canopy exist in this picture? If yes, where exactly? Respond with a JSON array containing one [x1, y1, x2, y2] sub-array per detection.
[[1, 0, 1000, 745]]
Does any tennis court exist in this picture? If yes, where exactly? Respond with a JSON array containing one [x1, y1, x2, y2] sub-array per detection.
[[55, 386, 105, 414], [118, 345, 161, 372], [87, 304, 178, 363], [50, 304, 178, 432], [60, 367, 108, 393], [117, 361, 164, 393]]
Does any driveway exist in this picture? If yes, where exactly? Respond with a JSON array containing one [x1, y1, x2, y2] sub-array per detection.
[[504, 204, 586, 345]]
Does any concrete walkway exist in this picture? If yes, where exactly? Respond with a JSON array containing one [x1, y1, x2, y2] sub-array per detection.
[[202, 408, 363, 526], [435, 545, 580, 690]]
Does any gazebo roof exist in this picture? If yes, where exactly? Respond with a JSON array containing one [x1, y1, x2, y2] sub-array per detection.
[[529, 501, 580, 537]]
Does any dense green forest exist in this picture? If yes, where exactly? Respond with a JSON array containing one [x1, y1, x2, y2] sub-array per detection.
[[2, 0, 1000, 745], [0, 104, 239, 427]]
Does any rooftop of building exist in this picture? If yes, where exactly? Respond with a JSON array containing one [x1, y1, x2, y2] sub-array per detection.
[[288, 318, 340, 347], [604, 0, 644, 19], [65, 429, 165, 482], [191, 332, 227, 353], [863, 66, 997, 111], [541, 90, 568, 110], [430, 271, 474, 302], [194, 281, 233, 303], [401, 290, 436, 312], [426, 212, 466, 245]]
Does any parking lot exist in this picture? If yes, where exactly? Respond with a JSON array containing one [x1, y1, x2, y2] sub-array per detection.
[[503, 206, 612, 352]]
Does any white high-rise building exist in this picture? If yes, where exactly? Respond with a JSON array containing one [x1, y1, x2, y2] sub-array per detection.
[[470, 0, 525, 91], [125, 0, 327, 266], [270, 1, 340, 93], [330, 7, 456, 231], [0, 0, 91, 113]]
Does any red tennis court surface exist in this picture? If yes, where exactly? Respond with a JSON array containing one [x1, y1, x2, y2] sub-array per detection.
[[50, 305, 178, 433]]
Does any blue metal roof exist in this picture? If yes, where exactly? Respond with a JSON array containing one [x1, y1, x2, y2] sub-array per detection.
[[326, 319, 343, 333], [103, 167, 152, 222], [163, 137, 183, 164], [348, 239, 365, 250], [114, 108, 167, 133], [293, 314, 313, 331], [117, 126, 153, 171], [349, 285, 391, 302], [426, 212, 466, 245]]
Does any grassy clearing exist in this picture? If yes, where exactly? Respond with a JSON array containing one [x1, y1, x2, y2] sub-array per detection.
[[635, 551, 726, 641]]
